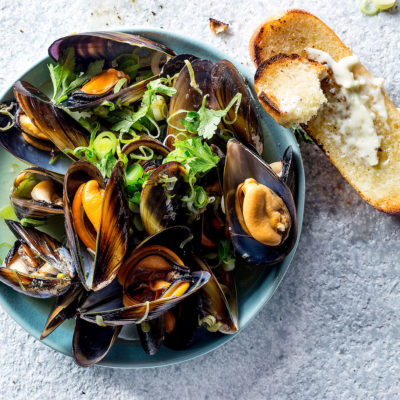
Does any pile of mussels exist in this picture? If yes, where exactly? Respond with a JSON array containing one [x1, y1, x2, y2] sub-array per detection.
[[0, 32, 297, 367]]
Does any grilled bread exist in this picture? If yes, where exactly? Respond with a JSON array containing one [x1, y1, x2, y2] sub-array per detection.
[[249, 9, 400, 214]]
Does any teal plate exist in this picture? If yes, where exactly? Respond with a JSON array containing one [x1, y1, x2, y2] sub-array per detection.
[[0, 28, 305, 368]]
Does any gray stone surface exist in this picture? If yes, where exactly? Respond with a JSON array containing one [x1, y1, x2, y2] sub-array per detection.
[[0, 0, 399, 399]]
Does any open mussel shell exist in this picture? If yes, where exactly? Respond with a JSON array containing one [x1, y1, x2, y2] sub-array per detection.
[[160, 54, 199, 78], [73, 316, 121, 368], [277, 146, 296, 194], [223, 139, 297, 265], [63, 161, 130, 291], [137, 317, 164, 355], [163, 294, 201, 350], [49, 32, 175, 66], [48, 32, 176, 111], [193, 256, 238, 334], [14, 81, 89, 151], [0, 220, 74, 298], [122, 136, 170, 170], [10, 167, 64, 220], [140, 161, 190, 235], [41, 284, 86, 339], [167, 59, 215, 147], [0, 102, 71, 174], [66, 75, 154, 111], [79, 227, 210, 326], [211, 60, 263, 155]]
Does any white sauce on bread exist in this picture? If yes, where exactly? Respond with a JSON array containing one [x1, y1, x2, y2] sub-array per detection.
[[306, 48, 387, 166]]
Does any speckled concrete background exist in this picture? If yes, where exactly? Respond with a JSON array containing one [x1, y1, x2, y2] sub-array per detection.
[[0, 0, 399, 399]]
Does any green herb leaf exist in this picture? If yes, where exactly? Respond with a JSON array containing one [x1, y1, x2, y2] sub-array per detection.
[[181, 111, 200, 133], [93, 150, 118, 178], [218, 239, 235, 265], [165, 136, 219, 176]]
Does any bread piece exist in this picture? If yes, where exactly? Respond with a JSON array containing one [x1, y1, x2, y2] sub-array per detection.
[[254, 54, 327, 127], [249, 9, 400, 214]]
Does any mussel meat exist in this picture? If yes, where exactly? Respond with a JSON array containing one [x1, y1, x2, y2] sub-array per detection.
[[79, 226, 210, 325], [223, 139, 297, 264], [10, 167, 63, 220], [63, 161, 130, 291], [0, 220, 74, 298], [47, 32, 176, 110]]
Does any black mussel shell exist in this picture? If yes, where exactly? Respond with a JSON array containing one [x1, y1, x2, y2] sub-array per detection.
[[211, 60, 263, 155], [49, 32, 175, 66], [64, 161, 130, 291], [10, 167, 64, 220], [73, 316, 121, 367], [137, 317, 164, 355], [160, 54, 199, 78], [79, 227, 210, 326], [194, 256, 238, 334], [140, 161, 190, 236], [122, 136, 171, 168], [223, 139, 297, 265], [0, 220, 74, 298], [167, 59, 215, 147], [41, 284, 86, 339], [14, 81, 89, 151]]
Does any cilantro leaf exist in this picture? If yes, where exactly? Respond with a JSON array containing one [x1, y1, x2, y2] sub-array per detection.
[[165, 137, 220, 175], [181, 111, 200, 133], [197, 106, 226, 140], [148, 78, 177, 97], [93, 150, 118, 178]]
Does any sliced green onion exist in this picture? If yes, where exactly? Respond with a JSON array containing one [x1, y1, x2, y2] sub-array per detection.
[[126, 163, 144, 185], [193, 186, 208, 208], [222, 93, 242, 125], [113, 78, 128, 94], [150, 95, 168, 121], [167, 109, 192, 132], [372, 0, 396, 10], [100, 100, 116, 111], [360, 0, 380, 14], [0, 104, 15, 132], [93, 131, 117, 157], [184, 60, 202, 95], [20, 218, 46, 227], [129, 146, 154, 161]]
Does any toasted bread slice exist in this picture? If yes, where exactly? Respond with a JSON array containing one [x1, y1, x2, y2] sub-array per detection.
[[254, 54, 328, 127], [249, 9, 400, 214]]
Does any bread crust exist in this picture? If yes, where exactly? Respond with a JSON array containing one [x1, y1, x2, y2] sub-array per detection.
[[249, 9, 400, 213]]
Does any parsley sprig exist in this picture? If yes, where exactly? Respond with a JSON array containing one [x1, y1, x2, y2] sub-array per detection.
[[48, 48, 104, 103]]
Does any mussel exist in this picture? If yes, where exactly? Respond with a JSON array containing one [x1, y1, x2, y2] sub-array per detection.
[[140, 161, 190, 235], [167, 58, 264, 154], [223, 139, 297, 265], [63, 161, 130, 291], [10, 167, 63, 220], [122, 136, 171, 173], [194, 256, 239, 334], [0, 220, 74, 298], [78, 226, 210, 326], [48, 32, 176, 110]]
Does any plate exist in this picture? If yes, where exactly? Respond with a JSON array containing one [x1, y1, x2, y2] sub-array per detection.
[[0, 28, 305, 368]]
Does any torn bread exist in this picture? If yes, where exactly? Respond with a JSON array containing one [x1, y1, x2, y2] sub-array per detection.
[[254, 54, 328, 126], [249, 9, 400, 214]]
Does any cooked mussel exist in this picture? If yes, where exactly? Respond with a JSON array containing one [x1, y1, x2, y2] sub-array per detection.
[[15, 109, 55, 152], [140, 161, 190, 235], [10, 167, 63, 220], [223, 139, 297, 264], [79, 226, 210, 326], [0, 99, 73, 174], [167, 58, 263, 154], [48, 32, 176, 110], [194, 256, 238, 334], [122, 136, 170, 172], [63, 161, 130, 291], [0, 220, 74, 298], [167, 59, 214, 147], [270, 146, 296, 194], [73, 316, 121, 368], [211, 60, 264, 154]]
